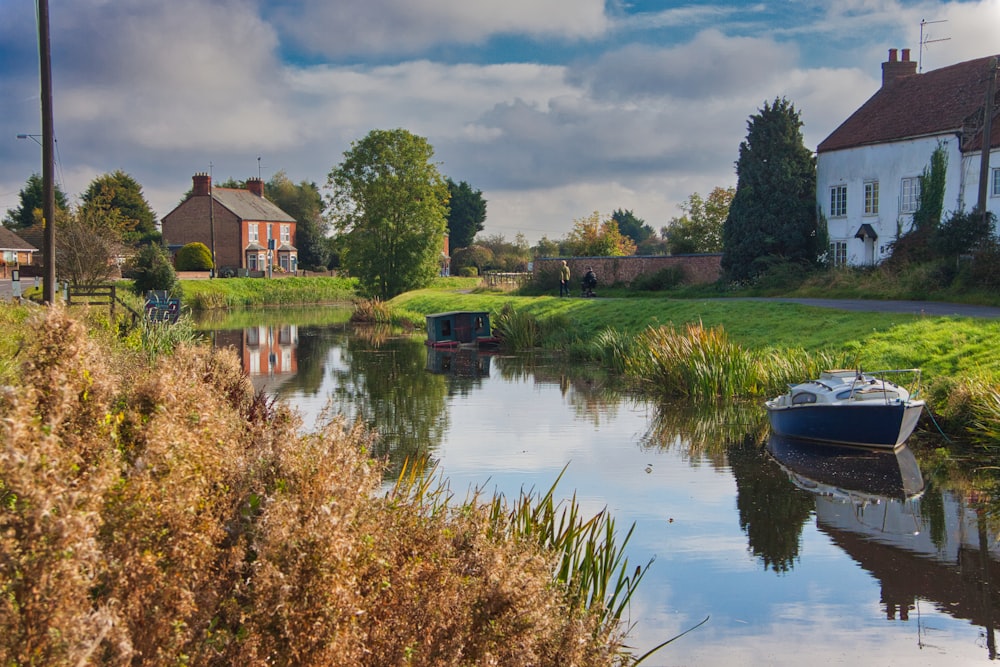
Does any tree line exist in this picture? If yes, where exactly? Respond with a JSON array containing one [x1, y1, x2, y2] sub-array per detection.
[[7, 96, 994, 300]]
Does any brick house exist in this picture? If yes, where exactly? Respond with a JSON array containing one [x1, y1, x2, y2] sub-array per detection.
[[0, 226, 38, 272], [161, 173, 298, 274], [817, 50, 1000, 266]]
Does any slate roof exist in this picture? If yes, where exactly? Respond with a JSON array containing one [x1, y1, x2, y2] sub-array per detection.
[[0, 226, 38, 252], [817, 54, 1000, 154], [211, 188, 295, 223]]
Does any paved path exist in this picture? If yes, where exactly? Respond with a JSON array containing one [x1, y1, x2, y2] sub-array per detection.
[[0, 275, 42, 300], [723, 297, 1000, 319]]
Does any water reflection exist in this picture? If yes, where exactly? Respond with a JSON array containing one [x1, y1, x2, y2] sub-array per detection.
[[203, 320, 1000, 664], [767, 434, 999, 659], [209, 324, 300, 393]]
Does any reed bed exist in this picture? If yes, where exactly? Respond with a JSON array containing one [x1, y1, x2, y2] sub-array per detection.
[[626, 322, 762, 399], [614, 322, 857, 401], [492, 301, 542, 350]]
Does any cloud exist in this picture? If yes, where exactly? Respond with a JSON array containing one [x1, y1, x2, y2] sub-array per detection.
[[266, 0, 609, 58], [572, 29, 796, 100]]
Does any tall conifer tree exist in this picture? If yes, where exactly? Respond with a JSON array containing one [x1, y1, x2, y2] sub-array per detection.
[[722, 98, 826, 282]]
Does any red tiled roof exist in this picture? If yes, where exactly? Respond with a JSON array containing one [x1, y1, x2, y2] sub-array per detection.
[[0, 225, 39, 252], [817, 54, 1000, 153]]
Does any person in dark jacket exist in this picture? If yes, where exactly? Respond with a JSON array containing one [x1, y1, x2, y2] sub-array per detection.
[[582, 266, 597, 297]]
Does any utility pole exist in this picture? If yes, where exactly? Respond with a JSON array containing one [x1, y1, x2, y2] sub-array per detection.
[[38, 0, 56, 303], [977, 57, 998, 226], [209, 162, 216, 278]]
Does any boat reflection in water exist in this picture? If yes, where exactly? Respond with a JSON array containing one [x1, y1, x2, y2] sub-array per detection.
[[767, 433, 1000, 659], [425, 346, 493, 377]]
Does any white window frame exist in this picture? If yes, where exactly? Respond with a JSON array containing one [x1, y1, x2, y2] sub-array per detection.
[[900, 177, 921, 213], [864, 181, 879, 215], [830, 241, 847, 267], [248, 224, 259, 243], [992, 167, 1000, 197], [280, 224, 290, 243], [830, 185, 847, 218]]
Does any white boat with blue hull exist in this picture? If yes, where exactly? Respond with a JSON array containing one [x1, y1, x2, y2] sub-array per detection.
[[765, 369, 924, 449]]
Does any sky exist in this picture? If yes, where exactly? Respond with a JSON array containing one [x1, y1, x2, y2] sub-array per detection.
[[2, 1, 999, 245]]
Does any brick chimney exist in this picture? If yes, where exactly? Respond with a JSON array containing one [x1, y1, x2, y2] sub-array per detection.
[[246, 177, 265, 197], [882, 48, 917, 87], [192, 172, 211, 196]]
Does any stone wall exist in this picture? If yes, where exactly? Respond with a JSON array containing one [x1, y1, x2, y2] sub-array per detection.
[[533, 254, 722, 288]]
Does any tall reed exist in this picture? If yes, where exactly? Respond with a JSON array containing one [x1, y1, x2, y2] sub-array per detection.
[[628, 322, 762, 399], [492, 301, 541, 350], [484, 466, 651, 634]]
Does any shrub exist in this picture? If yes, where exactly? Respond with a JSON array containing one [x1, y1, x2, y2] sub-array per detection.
[[175, 242, 214, 271], [631, 266, 686, 291], [128, 243, 177, 296]]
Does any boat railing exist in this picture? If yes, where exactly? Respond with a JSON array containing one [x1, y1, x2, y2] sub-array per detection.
[[846, 368, 922, 403]]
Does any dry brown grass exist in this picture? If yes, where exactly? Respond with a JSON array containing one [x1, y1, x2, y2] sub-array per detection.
[[0, 304, 630, 666]]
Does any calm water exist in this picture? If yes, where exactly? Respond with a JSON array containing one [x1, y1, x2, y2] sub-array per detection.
[[206, 319, 1000, 666]]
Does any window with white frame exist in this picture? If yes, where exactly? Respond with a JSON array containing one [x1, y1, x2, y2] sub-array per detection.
[[993, 167, 1000, 197], [864, 181, 879, 215], [830, 185, 847, 217], [900, 177, 921, 213], [830, 241, 847, 267], [280, 224, 290, 243], [248, 223, 259, 243]]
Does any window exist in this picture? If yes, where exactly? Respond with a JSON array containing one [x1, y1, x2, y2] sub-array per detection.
[[830, 185, 847, 217], [280, 224, 290, 243], [830, 241, 847, 267], [864, 181, 879, 215], [900, 177, 921, 213], [248, 224, 259, 243], [993, 168, 1000, 197]]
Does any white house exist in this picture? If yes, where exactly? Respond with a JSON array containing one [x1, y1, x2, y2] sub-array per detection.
[[817, 49, 1000, 266]]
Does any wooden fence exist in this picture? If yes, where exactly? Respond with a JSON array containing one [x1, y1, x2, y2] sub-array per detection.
[[481, 271, 532, 288]]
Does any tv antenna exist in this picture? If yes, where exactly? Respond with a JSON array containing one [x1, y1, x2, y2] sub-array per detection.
[[919, 19, 950, 73]]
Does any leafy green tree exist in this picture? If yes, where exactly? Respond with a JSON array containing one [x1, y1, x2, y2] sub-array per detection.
[[476, 233, 532, 271], [564, 211, 636, 257], [3, 173, 69, 230], [532, 236, 561, 258], [326, 129, 449, 299], [175, 242, 214, 271], [665, 187, 734, 254], [80, 170, 159, 245], [611, 209, 654, 246], [129, 243, 176, 296], [450, 245, 494, 275], [445, 178, 487, 250], [266, 171, 331, 270], [722, 98, 826, 282], [912, 144, 948, 231]]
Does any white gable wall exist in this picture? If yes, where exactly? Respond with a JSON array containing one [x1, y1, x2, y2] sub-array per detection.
[[817, 134, 970, 266]]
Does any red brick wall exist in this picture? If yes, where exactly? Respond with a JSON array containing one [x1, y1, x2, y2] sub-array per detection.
[[162, 197, 242, 268], [533, 254, 722, 286]]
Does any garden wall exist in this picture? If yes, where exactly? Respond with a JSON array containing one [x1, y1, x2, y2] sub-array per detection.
[[533, 254, 722, 288]]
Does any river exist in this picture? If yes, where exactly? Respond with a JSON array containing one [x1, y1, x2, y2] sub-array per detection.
[[204, 316, 1000, 666]]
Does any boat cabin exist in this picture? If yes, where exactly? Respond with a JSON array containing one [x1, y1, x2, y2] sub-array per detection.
[[425, 311, 499, 348]]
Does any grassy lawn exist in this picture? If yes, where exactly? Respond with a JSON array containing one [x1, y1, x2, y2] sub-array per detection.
[[391, 287, 1000, 382]]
